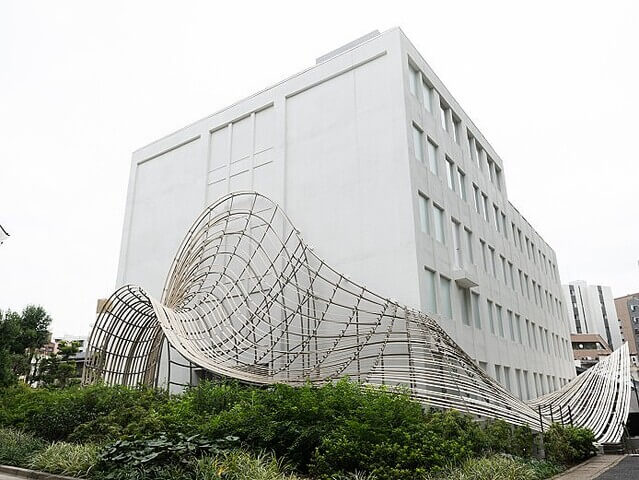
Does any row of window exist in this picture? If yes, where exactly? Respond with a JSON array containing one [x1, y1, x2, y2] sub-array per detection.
[[422, 265, 571, 362], [418, 193, 565, 322], [481, 361, 568, 400], [408, 60, 502, 192], [408, 59, 559, 284]]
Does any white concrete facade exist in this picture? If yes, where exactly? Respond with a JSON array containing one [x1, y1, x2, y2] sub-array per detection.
[[116, 28, 575, 398], [563, 281, 623, 351]]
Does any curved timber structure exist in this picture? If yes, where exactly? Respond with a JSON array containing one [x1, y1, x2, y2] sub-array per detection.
[[84, 192, 631, 443]]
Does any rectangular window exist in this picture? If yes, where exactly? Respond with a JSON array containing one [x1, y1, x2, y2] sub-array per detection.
[[509, 262, 515, 291], [480, 240, 488, 272], [439, 103, 448, 131], [433, 204, 445, 243], [489, 246, 496, 277], [515, 369, 522, 398], [412, 124, 424, 162], [488, 157, 495, 183], [526, 319, 532, 348], [495, 166, 503, 191], [473, 184, 481, 214], [496, 304, 504, 337], [501, 213, 507, 238], [440, 276, 452, 319], [500, 256, 507, 284], [482, 194, 489, 222], [424, 268, 437, 314], [418, 194, 430, 234], [457, 168, 467, 200], [453, 116, 461, 144], [421, 78, 432, 112], [511, 222, 517, 247], [446, 157, 456, 191], [451, 219, 462, 269], [472, 292, 481, 329], [508, 310, 515, 341], [504, 366, 512, 392], [493, 204, 501, 232], [464, 228, 474, 265], [477, 145, 485, 171], [408, 64, 419, 96], [515, 314, 522, 343], [460, 285, 471, 326], [427, 139, 438, 175], [494, 364, 502, 384], [487, 300, 495, 334]]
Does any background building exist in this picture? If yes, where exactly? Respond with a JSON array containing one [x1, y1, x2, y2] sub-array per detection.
[[570, 333, 612, 372], [115, 28, 575, 397], [616, 293, 639, 368], [562, 281, 622, 351]]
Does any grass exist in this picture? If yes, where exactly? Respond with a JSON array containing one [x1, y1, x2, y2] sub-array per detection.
[[30, 441, 100, 478], [0, 427, 47, 467], [425, 455, 564, 480]]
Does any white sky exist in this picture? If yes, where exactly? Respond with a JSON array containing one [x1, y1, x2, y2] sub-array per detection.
[[1, 1, 638, 337]]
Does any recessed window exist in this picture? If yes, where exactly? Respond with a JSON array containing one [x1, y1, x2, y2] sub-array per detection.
[[440, 276, 452, 319], [427, 139, 438, 175], [432, 204, 445, 243], [472, 292, 481, 329], [439, 102, 449, 131], [482, 194, 489, 222], [464, 227, 474, 265], [418, 193, 430, 234], [487, 299, 495, 334], [457, 168, 467, 201], [496, 304, 504, 337], [412, 124, 424, 163], [424, 267, 437, 314], [446, 157, 456, 191], [473, 184, 481, 214], [453, 116, 461, 144], [408, 63, 419, 97], [421, 79, 433, 112], [451, 218, 462, 269], [460, 285, 471, 326]]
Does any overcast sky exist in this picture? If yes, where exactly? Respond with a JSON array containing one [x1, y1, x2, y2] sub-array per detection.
[[1, 1, 638, 337]]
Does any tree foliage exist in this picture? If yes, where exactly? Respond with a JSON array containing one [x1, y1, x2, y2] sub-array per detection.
[[0, 306, 52, 386], [36, 340, 82, 388]]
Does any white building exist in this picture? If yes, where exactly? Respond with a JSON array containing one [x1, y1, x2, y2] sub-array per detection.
[[116, 28, 575, 398], [562, 281, 622, 351]]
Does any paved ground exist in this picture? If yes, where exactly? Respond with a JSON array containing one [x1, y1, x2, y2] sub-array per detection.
[[552, 455, 625, 479], [594, 455, 639, 479]]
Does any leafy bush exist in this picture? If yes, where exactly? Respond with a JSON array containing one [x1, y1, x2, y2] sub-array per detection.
[[0, 427, 47, 467], [543, 423, 596, 465], [0, 382, 169, 442], [97, 432, 238, 471], [30, 442, 99, 477], [426, 455, 561, 480]]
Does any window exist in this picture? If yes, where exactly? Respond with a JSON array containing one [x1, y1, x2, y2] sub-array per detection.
[[439, 102, 449, 131], [421, 78, 433, 112], [494, 364, 502, 384], [418, 194, 430, 234], [424, 268, 437, 313], [500, 256, 507, 284], [412, 124, 424, 162], [453, 116, 461, 144], [489, 246, 496, 277], [487, 300, 495, 334], [511, 222, 518, 247], [519, 269, 524, 292], [460, 285, 471, 326], [509, 262, 515, 291], [504, 366, 512, 392], [477, 145, 485, 171], [427, 139, 438, 175], [493, 204, 501, 232], [515, 314, 522, 343], [440, 276, 452, 319], [408, 64, 419, 97], [480, 239, 488, 272], [473, 184, 481, 214], [464, 228, 474, 265], [446, 157, 456, 191], [495, 166, 503, 191], [515, 369, 523, 398], [469, 135, 478, 165], [526, 319, 532, 348], [488, 157, 495, 183], [472, 292, 481, 329], [508, 310, 515, 341], [482, 194, 489, 222], [433, 204, 445, 243], [501, 213, 507, 238], [451, 219, 462, 269], [457, 168, 467, 200], [496, 304, 504, 337]]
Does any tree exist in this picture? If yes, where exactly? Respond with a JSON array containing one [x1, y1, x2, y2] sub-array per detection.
[[35, 340, 81, 388], [0, 306, 52, 387]]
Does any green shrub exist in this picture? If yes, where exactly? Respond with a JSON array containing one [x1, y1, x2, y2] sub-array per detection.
[[30, 442, 99, 477], [0, 427, 47, 467], [543, 423, 596, 465], [426, 455, 560, 480]]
